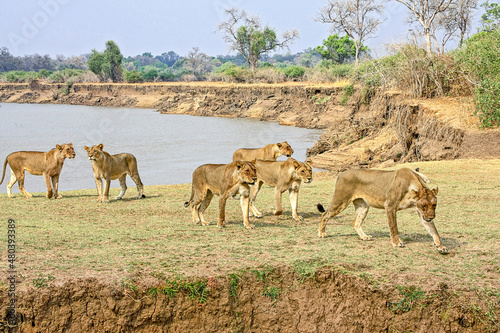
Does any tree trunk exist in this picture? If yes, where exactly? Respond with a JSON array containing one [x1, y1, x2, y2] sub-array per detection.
[[354, 42, 360, 66], [424, 30, 433, 54]]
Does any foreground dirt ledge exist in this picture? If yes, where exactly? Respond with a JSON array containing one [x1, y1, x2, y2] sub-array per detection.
[[1, 267, 496, 332]]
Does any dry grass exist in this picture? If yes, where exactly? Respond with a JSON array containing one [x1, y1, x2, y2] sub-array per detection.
[[0, 159, 499, 292]]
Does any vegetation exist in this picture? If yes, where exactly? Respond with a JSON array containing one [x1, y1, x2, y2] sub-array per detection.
[[88, 40, 124, 82]]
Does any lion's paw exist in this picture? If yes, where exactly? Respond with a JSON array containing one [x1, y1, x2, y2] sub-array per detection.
[[55, 195, 63, 199], [437, 245, 449, 254], [392, 239, 405, 247], [361, 235, 372, 241], [318, 231, 326, 238], [273, 210, 283, 216], [245, 224, 255, 229]]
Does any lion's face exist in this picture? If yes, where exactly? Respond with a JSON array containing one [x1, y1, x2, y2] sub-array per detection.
[[84, 144, 104, 162], [413, 187, 438, 221], [277, 141, 294, 157], [294, 159, 313, 183], [57, 143, 76, 159], [235, 161, 257, 185]]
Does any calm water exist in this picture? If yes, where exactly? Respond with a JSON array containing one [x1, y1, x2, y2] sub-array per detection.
[[0, 103, 322, 193]]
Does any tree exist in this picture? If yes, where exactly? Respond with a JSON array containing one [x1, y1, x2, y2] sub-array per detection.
[[155, 51, 180, 67], [481, 1, 500, 31], [218, 8, 299, 70], [185, 47, 213, 79], [314, 34, 367, 64], [394, 0, 454, 54], [88, 40, 123, 82], [317, 0, 383, 65]]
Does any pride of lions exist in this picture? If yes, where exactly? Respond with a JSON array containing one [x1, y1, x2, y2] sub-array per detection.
[[1, 140, 447, 253]]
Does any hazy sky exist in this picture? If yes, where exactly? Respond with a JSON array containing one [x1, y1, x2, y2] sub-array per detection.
[[0, 0, 479, 58]]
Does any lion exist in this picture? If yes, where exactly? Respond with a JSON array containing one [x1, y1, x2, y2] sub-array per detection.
[[317, 168, 447, 253], [250, 158, 313, 221], [0, 143, 76, 199], [84, 144, 145, 203], [232, 141, 294, 162], [184, 161, 257, 229]]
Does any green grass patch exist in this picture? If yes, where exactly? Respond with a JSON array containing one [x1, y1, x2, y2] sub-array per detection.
[[0, 160, 499, 292]]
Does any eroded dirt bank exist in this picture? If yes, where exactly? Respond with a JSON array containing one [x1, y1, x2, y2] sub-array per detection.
[[1, 82, 499, 171], [1, 268, 495, 332]]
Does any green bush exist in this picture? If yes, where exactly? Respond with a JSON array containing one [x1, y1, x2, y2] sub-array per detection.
[[283, 65, 306, 78], [125, 70, 144, 83], [457, 29, 500, 127]]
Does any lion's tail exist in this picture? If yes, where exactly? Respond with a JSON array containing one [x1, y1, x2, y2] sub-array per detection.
[[0, 157, 8, 185], [317, 203, 326, 213]]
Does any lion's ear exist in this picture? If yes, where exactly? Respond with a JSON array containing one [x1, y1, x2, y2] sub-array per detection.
[[235, 162, 244, 170], [305, 158, 313, 167], [98, 144, 104, 151], [432, 187, 439, 196], [68, 142, 73, 147], [410, 189, 419, 199], [293, 160, 300, 169], [84, 146, 89, 152], [277, 143, 282, 148], [56, 144, 63, 151]]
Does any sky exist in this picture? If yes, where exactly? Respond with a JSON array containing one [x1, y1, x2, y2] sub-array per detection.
[[0, 0, 481, 59]]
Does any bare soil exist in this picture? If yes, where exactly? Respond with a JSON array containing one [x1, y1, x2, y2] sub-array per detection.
[[0, 82, 499, 332]]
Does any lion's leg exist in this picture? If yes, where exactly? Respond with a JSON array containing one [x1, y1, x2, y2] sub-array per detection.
[[385, 208, 404, 247], [289, 183, 302, 221], [43, 173, 53, 199], [198, 191, 214, 226], [249, 181, 263, 218], [352, 199, 372, 240], [6, 171, 17, 198], [419, 212, 448, 253], [94, 177, 103, 202], [51, 174, 62, 199], [116, 174, 127, 200], [273, 187, 284, 216], [218, 195, 228, 228], [318, 198, 351, 238], [129, 173, 144, 199], [190, 189, 206, 225], [17, 170, 32, 199], [240, 186, 254, 229], [103, 177, 111, 203]]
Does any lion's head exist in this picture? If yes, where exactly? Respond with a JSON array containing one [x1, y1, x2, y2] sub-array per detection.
[[57, 143, 76, 159], [277, 141, 294, 157], [293, 158, 313, 183], [412, 187, 438, 221], [84, 144, 104, 162], [235, 160, 257, 185]]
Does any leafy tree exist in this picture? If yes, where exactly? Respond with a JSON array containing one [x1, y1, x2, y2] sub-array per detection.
[[318, 0, 382, 65], [218, 8, 299, 70], [125, 70, 144, 83], [88, 40, 123, 82], [155, 51, 180, 67], [314, 34, 366, 64], [481, 1, 500, 30]]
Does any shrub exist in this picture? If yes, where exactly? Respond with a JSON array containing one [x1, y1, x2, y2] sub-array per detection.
[[125, 70, 144, 83], [456, 29, 500, 127], [283, 65, 306, 78]]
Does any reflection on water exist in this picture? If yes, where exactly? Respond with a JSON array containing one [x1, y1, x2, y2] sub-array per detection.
[[0, 103, 322, 193]]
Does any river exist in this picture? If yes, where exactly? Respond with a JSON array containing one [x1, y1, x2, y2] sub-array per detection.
[[0, 103, 322, 194]]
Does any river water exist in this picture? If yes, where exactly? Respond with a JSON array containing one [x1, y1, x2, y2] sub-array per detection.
[[0, 103, 322, 194]]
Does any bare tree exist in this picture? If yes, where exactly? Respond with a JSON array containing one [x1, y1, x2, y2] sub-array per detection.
[[395, 0, 454, 54], [186, 47, 213, 79], [218, 8, 299, 70], [317, 0, 384, 65]]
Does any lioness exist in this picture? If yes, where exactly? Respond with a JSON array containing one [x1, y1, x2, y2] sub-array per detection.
[[84, 144, 145, 203], [0, 143, 76, 199], [250, 158, 313, 221], [184, 161, 257, 229], [317, 168, 447, 253], [232, 141, 294, 162]]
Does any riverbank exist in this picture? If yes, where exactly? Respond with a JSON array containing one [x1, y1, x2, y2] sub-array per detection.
[[0, 159, 499, 332], [2, 82, 499, 171]]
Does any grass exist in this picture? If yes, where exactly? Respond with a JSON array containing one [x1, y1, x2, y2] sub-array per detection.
[[0, 159, 499, 292]]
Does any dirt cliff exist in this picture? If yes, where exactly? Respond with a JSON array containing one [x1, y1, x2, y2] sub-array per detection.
[[2, 82, 499, 172]]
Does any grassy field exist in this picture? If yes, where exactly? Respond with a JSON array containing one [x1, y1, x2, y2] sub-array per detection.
[[0, 159, 499, 293]]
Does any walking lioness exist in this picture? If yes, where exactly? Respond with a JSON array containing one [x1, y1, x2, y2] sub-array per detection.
[[232, 141, 294, 162], [250, 158, 313, 221], [184, 161, 257, 229], [317, 168, 447, 253], [84, 144, 145, 203], [0, 143, 76, 199]]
